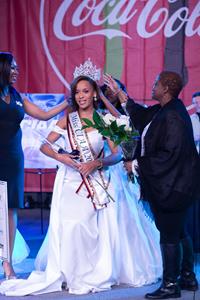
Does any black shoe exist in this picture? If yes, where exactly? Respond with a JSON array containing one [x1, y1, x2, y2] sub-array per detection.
[[180, 271, 198, 291], [145, 282, 181, 299]]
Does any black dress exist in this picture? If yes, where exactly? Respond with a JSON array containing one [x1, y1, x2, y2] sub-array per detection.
[[0, 86, 25, 208]]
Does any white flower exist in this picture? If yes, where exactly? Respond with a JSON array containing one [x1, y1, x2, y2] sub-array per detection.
[[102, 113, 116, 126], [116, 115, 130, 131]]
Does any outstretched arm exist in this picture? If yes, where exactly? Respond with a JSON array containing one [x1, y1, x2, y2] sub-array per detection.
[[23, 96, 69, 120]]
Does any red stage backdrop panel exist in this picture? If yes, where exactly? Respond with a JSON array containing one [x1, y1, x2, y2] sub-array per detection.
[[0, 0, 199, 104]]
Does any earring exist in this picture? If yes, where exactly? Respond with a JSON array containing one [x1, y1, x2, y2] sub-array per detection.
[[93, 95, 97, 101]]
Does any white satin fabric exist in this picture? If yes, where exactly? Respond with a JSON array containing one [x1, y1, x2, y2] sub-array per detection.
[[12, 230, 30, 265], [0, 129, 162, 296]]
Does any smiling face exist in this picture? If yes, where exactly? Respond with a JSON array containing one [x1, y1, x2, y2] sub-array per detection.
[[75, 80, 96, 110], [9, 58, 19, 84]]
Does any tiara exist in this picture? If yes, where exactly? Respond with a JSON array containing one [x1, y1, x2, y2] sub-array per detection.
[[73, 58, 101, 81]]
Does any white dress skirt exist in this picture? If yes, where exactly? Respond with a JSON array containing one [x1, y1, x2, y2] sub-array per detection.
[[12, 230, 30, 265], [0, 129, 162, 296]]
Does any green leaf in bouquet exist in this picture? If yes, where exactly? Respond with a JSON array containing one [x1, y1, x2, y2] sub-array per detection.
[[110, 120, 118, 132], [118, 131, 127, 139], [118, 124, 126, 131], [117, 124, 127, 135], [82, 118, 94, 127], [93, 111, 104, 127], [100, 128, 111, 137]]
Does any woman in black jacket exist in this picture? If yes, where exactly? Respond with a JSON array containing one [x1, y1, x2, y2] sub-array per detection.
[[104, 71, 199, 299]]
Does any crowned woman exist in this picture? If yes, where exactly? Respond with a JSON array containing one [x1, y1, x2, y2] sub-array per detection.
[[0, 60, 162, 296]]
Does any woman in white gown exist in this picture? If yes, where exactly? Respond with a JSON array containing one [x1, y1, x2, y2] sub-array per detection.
[[0, 75, 162, 296]]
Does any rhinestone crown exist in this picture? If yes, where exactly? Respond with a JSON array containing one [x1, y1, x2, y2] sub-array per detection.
[[73, 58, 101, 81]]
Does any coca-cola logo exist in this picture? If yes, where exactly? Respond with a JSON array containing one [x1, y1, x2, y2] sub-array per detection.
[[40, 0, 200, 89]]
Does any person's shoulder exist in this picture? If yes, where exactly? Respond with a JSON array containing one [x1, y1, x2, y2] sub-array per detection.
[[165, 98, 185, 111], [164, 99, 191, 125], [9, 86, 19, 96], [150, 103, 160, 111], [10, 86, 23, 102], [163, 100, 180, 116]]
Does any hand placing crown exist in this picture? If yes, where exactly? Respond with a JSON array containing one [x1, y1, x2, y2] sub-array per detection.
[[73, 58, 101, 81]]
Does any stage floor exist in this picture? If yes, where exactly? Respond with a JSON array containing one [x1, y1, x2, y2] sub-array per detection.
[[0, 209, 199, 300]]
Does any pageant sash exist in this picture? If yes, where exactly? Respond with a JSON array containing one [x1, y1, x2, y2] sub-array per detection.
[[0, 181, 10, 262], [68, 111, 111, 209]]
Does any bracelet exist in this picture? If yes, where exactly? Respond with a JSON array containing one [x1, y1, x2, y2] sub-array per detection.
[[113, 88, 121, 96], [97, 159, 103, 170]]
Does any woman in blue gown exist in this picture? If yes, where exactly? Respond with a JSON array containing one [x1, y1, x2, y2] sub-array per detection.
[[0, 52, 68, 280]]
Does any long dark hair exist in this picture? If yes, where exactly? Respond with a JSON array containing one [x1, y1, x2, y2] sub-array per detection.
[[0, 52, 13, 91], [70, 75, 100, 110]]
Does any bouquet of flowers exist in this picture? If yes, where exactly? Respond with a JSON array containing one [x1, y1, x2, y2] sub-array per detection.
[[82, 111, 140, 182], [82, 111, 139, 145]]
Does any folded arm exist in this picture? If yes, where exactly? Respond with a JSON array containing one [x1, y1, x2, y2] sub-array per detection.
[[40, 117, 78, 169]]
